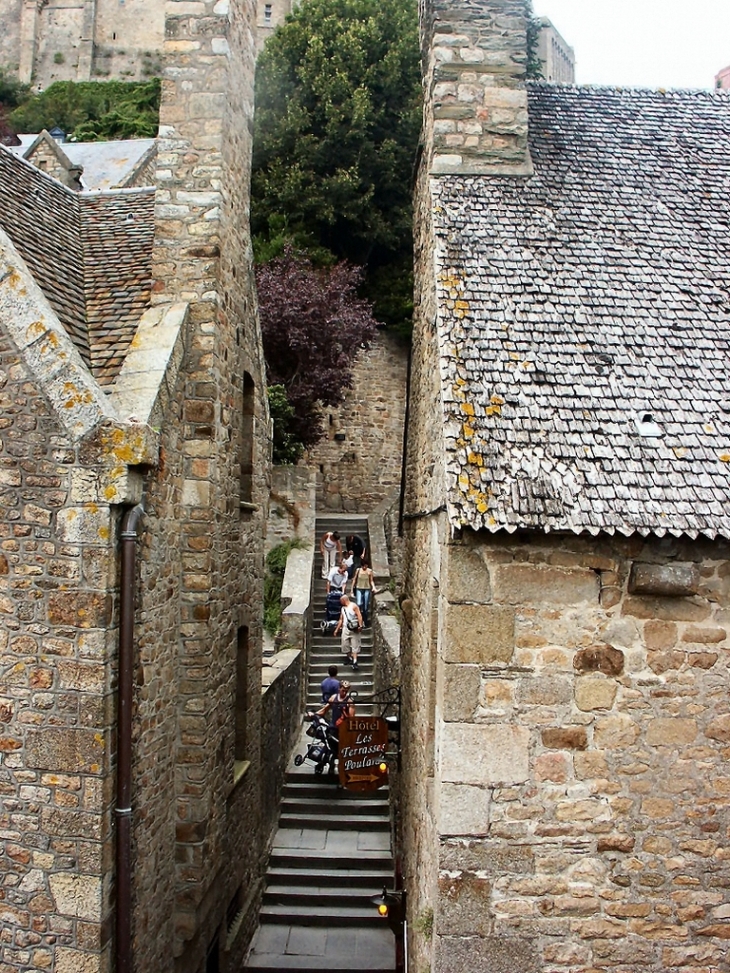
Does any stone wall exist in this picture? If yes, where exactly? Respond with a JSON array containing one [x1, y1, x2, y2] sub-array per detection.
[[139, 0, 270, 969], [0, 325, 117, 973], [267, 465, 317, 553], [1, 0, 274, 86], [4, 0, 165, 86], [403, 520, 730, 972], [0, 225, 159, 973], [0, 0, 22, 74], [306, 331, 408, 513], [260, 648, 305, 839]]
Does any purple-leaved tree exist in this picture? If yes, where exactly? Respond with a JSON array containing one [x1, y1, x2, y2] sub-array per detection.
[[256, 248, 380, 454]]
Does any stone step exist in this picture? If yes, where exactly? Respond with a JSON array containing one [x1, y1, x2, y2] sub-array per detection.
[[281, 782, 390, 801], [260, 904, 383, 927], [264, 885, 384, 907], [278, 812, 390, 831], [267, 866, 392, 886], [281, 797, 390, 816], [246, 957, 393, 973], [269, 848, 392, 870]]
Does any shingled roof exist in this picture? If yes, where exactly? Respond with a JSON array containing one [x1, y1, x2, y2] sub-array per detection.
[[433, 84, 730, 540], [0, 146, 154, 384]]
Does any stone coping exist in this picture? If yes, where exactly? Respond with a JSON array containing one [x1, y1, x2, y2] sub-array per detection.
[[0, 228, 114, 441], [108, 302, 189, 427], [281, 546, 314, 618], [262, 648, 302, 691]]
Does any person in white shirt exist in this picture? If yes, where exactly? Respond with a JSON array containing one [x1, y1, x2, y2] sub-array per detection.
[[327, 562, 349, 594], [319, 530, 341, 579]]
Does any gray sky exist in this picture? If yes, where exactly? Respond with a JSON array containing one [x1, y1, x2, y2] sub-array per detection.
[[533, 0, 730, 89]]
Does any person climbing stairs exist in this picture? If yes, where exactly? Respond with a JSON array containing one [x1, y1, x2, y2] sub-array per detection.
[[244, 516, 396, 973]]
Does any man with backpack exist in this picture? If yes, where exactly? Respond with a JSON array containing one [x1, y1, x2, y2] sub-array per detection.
[[333, 594, 363, 671]]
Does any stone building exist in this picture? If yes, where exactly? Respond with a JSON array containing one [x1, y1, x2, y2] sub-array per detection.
[[8, 130, 157, 191], [402, 1, 730, 971], [536, 16, 575, 84], [0, 1, 273, 972], [0, 0, 282, 86]]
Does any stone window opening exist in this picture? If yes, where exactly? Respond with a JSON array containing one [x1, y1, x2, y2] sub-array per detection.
[[240, 371, 256, 511], [264, 3, 272, 24], [234, 625, 251, 784], [225, 884, 245, 950]]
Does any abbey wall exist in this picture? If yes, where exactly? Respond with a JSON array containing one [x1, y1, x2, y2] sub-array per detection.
[[307, 331, 409, 513], [0, 0, 163, 86], [0, 0, 278, 87]]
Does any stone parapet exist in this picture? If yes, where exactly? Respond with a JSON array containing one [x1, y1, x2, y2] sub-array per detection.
[[260, 647, 305, 837], [281, 546, 314, 688]]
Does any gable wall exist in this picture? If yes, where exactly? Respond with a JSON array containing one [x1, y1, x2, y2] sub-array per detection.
[[0, 328, 119, 973], [25, 137, 79, 187]]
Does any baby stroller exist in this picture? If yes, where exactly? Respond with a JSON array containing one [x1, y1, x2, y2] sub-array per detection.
[[319, 590, 343, 634], [294, 713, 337, 775]]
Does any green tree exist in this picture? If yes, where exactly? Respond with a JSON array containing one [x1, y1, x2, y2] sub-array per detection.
[[252, 0, 421, 330], [8, 78, 160, 141], [0, 70, 30, 112]]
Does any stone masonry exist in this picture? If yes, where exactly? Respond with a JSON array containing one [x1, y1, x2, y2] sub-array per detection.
[[0, 0, 281, 87], [403, 1, 730, 970], [419, 0, 533, 175], [0, 1, 270, 972], [306, 331, 408, 513], [402, 519, 730, 972]]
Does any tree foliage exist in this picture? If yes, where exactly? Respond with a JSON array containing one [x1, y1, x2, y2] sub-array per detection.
[[8, 78, 160, 141], [0, 70, 30, 113], [252, 0, 421, 331], [267, 385, 306, 465], [256, 249, 379, 453]]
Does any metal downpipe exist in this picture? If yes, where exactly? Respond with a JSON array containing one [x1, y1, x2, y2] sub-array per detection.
[[116, 503, 144, 973]]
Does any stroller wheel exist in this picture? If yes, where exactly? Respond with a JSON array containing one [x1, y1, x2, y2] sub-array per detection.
[[314, 764, 324, 775], [294, 754, 304, 766]]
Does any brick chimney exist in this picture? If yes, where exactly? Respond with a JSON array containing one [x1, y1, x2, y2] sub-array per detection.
[[420, 0, 533, 175]]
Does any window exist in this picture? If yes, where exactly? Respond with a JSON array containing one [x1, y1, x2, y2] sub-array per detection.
[[240, 372, 255, 508], [234, 625, 250, 781], [264, 3, 272, 24]]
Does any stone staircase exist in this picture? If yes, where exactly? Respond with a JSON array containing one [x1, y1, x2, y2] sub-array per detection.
[[244, 516, 396, 973]]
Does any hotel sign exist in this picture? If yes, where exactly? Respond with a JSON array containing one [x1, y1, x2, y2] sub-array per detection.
[[338, 717, 389, 791]]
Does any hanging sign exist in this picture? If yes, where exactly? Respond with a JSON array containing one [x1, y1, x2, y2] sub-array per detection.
[[338, 716, 389, 791]]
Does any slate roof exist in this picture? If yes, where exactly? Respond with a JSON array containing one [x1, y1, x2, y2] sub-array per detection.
[[11, 135, 156, 190], [0, 145, 154, 384], [61, 138, 156, 190], [432, 84, 730, 540]]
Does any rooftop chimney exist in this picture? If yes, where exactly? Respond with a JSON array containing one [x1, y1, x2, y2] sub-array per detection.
[[420, 0, 533, 175]]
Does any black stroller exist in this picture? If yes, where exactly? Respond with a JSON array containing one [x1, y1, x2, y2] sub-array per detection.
[[294, 713, 337, 775], [319, 590, 343, 634]]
